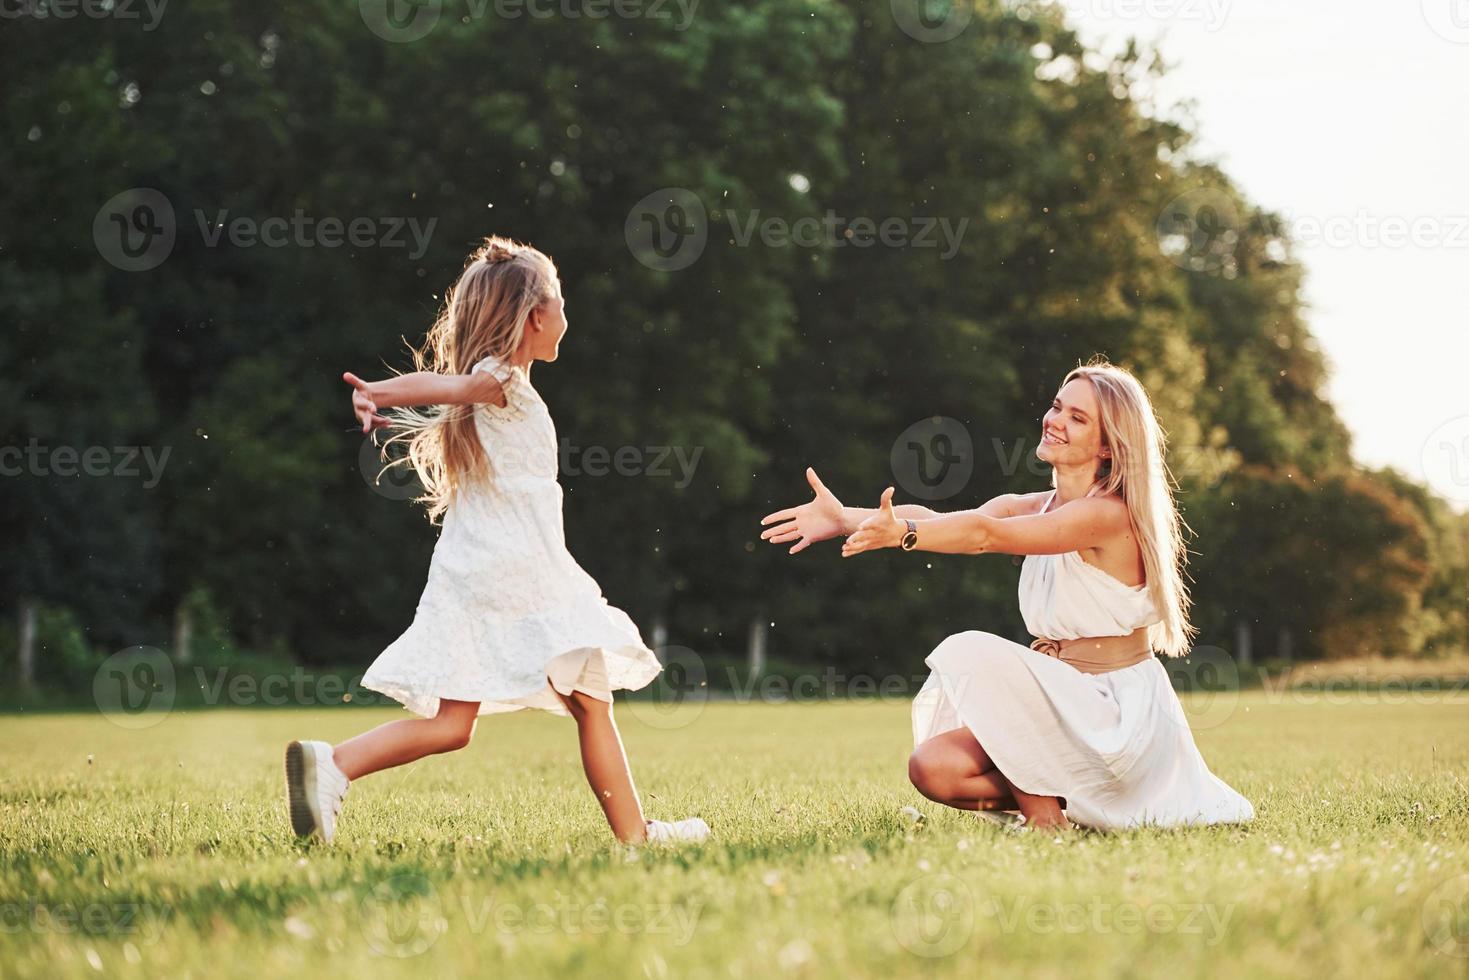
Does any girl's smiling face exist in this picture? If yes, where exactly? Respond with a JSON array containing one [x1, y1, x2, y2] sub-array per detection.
[[1038, 378, 1109, 466]]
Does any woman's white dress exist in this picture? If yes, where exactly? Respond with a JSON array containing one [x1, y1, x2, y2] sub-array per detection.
[[911, 498, 1254, 830], [360, 354, 663, 718]]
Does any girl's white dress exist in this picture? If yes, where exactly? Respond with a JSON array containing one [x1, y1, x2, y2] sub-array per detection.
[[360, 354, 664, 718], [911, 496, 1255, 830]]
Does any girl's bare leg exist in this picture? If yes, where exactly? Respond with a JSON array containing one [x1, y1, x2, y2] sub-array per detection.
[[909, 727, 1071, 829], [332, 698, 480, 780], [555, 688, 649, 844]]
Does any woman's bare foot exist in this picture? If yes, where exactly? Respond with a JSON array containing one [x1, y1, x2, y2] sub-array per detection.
[[1012, 787, 1071, 830], [1024, 811, 1073, 831]]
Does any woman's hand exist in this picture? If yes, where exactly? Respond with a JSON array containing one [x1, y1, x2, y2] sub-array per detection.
[[760, 467, 847, 555], [841, 487, 905, 558], [343, 372, 393, 433]]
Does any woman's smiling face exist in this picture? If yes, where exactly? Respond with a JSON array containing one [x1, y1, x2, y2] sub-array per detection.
[[1038, 378, 1107, 465]]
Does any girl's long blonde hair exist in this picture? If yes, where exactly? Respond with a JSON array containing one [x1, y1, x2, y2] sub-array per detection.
[[1057, 357, 1199, 658], [376, 236, 559, 523]]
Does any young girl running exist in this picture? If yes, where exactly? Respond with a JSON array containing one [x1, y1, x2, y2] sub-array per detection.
[[285, 236, 709, 847]]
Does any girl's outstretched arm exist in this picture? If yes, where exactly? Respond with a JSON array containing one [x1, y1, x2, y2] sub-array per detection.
[[343, 371, 505, 433]]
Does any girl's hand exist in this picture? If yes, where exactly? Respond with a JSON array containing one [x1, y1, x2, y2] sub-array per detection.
[[343, 371, 393, 433], [841, 487, 904, 558], [760, 467, 846, 555]]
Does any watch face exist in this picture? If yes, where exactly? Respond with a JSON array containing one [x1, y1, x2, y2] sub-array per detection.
[[901, 531, 918, 551]]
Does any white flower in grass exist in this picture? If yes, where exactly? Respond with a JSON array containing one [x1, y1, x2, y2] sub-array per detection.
[[778, 939, 813, 969], [284, 916, 315, 940]]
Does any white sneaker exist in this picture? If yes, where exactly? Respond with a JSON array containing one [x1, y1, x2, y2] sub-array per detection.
[[644, 817, 710, 844], [285, 740, 350, 843]]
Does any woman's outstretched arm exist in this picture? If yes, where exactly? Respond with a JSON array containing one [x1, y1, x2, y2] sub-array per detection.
[[343, 371, 505, 433], [760, 469, 1023, 555], [841, 487, 1127, 557]]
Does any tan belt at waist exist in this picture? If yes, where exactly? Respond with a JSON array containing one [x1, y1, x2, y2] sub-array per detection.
[[1029, 626, 1154, 674]]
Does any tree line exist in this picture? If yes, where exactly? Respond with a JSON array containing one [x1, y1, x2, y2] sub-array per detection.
[[3, 0, 1464, 696]]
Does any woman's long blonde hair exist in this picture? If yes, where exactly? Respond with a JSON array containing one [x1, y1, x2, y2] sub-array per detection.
[[375, 236, 559, 523], [1057, 357, 1199, 658]]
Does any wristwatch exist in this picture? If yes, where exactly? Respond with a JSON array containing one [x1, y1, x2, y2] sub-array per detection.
[[900, 519, 919, 551]]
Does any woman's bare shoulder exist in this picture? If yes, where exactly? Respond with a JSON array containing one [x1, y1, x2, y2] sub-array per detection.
[[1012, 490, 1053, 516], [1015, 489, 1128, 518]]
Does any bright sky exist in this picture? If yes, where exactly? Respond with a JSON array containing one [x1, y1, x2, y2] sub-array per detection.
[[1059, 0, 1469, 511]]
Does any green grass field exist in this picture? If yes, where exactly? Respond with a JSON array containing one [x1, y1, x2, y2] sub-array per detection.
[[3, 694, 1467, 979]]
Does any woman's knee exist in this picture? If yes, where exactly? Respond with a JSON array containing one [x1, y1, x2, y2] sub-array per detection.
[[908, 745, 951, 801]]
